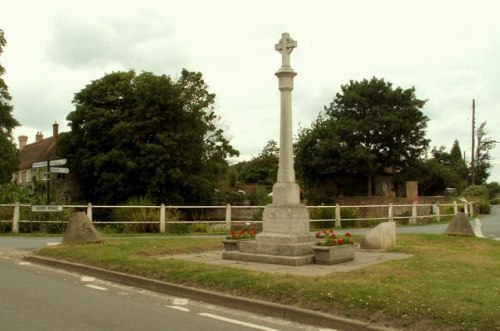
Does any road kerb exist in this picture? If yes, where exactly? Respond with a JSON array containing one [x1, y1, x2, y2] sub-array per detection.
[[25, 255, 395, 331]]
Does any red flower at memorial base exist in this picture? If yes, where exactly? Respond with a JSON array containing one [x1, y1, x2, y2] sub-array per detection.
[[315, 230, 354, 246], [227, 229, 257, 240]]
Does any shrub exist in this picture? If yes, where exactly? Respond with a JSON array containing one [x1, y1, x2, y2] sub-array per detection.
[[189, 222, 209, 233], [252, 208, 264, 222], [309, 206, 336, 229], [248, 185, 272, 206], [111, 197, 161, 233], [340, 207, 358, 228], [461, 185, 491, 214]]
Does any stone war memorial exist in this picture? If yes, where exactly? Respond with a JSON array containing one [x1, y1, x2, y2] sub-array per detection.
[[223, 33, 316, 265]]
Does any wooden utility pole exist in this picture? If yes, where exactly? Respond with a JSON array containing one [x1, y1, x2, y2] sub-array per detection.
[[471, 99, 475, 185]]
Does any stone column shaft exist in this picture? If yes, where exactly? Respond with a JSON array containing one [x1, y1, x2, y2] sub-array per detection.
[[276, 70, 296, 183]]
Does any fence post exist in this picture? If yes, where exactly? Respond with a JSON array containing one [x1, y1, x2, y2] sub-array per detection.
[[335, 204, 341, 228], [12, 202, 20, 234], [86, 203, 93, 222], [410, 202, 417, 225], [453, 201, 458, 215], [160, 203, 166, 233], [435, 203, 441, 222], [225, 203, 231, 231], [388, 203, 394, 222]]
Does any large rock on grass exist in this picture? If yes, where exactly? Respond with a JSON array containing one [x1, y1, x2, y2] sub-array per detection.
[[360, 221, 396, 251], [62, 212, 102, 245], [444, 212, 475, 237]]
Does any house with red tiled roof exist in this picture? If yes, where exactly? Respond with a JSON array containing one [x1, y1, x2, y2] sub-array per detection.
[[15, 122, 81, 203]]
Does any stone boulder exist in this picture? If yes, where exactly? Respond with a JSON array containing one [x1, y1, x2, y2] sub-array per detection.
[[360, 221, 396, 251], [444, 212, 475, 237], [62, 212, 102, 245]]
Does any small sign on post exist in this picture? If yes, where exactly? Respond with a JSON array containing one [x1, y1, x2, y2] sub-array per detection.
[[49, 159, 67, 167], [32, 161, 48, 168], [50, 167, 70, 174], [32, 205, 63, 212]]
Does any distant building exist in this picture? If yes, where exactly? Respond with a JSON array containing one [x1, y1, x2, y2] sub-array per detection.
[[14, 122, 80, 203]]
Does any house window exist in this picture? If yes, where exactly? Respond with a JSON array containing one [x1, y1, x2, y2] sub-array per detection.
[[21, 171, 27, 184], [26, 170, 32, 183]]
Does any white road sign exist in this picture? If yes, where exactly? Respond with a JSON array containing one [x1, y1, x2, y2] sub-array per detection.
[[32, 161, 48, 168], [49, 159, 67, 166], [50, 167, 70, 174], [32, 205, 63, 212]]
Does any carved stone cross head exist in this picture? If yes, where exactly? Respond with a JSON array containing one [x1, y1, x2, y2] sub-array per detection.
[[275, 33, 297, 68]]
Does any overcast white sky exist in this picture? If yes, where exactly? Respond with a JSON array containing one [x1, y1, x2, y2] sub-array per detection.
[[2, 0, 499, 182]]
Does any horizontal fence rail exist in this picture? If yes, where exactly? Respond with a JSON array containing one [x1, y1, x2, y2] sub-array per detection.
[[0, 201, 475, 234]]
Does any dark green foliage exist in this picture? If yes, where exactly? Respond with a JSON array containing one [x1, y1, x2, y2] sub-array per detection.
[[237, 140, 279, 186], [111, 196, 161, 233], [405, 140, 469, 195], [461, 185, 491, 214], [58, 69, 238, 205], [0, 29, 20, 184], [486, 181, 500, 201], [295, 77, 429, 197], [248, 185, 272, 206], [473, 122, 496, 185]]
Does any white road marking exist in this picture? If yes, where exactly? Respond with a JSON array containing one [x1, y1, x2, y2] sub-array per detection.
[[166, 305, 190, 312], [85, 284, 108, 291], [81, 276, 96, 282], [173, 298, 189, 305], [19, 262, 31, 266], [198, 313, 281, 331]]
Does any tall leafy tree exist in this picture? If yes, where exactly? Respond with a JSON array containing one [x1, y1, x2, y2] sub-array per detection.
[[237, 140, 279, 185], [296, 77, 429, 196], [295, 116, 373, 198], [0, 29, 20, 184], [449, 140, 468, 189], [58, 69, 238, 204], [473, 121, 496, 184], [407, 140, 468, 195]]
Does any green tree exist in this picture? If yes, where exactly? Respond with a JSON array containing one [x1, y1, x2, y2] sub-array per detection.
[[473, 121, 497, 185], [237, 140, 279, 185], [58, 69, 238, 205], [486, 181, 500, 200], [296, 77, 429, 196], [0, 29, 20, 184], [295, 116, 372, 199], [449, 140, 468, 190], [405, 140, 468, 195]]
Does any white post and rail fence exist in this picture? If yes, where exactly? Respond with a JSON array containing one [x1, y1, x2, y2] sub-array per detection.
[[0, 201, 475, 234]]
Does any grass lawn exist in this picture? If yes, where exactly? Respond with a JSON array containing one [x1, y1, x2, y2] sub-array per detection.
[[36, 234, 500, 330]]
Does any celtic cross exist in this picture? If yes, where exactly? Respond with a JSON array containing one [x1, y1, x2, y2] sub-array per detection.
[[275, 33, 297, 68]]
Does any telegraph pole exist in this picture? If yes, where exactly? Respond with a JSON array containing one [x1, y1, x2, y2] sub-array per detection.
[[471, 99, 475, 185]]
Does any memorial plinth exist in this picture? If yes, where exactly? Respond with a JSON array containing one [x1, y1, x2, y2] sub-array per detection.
[[223, 33, 314, 266]]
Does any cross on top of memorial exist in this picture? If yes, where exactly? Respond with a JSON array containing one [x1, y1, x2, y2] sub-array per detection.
[[275, 32, 297, 68]]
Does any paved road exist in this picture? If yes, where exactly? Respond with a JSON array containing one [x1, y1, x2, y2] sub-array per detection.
[[0, 249, 323, 331], [345, 205, 500, 239], [477, 205, 500, 239]]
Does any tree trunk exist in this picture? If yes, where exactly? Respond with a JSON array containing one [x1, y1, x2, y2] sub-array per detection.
[[367, 173, 372, 197]]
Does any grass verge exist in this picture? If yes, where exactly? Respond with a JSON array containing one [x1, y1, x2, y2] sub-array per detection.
[[36, 234, 500, 330]]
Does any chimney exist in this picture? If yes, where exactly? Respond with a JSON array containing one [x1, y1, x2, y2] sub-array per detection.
[[18, 135, 28, 150], [53, 121, 59, 140], [36, 131, 44, 142]]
